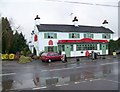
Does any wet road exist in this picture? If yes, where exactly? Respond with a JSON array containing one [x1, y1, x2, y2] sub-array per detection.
[[1, 56, 119, 91]]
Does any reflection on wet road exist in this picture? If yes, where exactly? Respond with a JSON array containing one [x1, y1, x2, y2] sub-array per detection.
[[2, 59, 119, 91]]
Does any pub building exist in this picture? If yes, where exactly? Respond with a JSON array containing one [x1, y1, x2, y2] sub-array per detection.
[[29, 15, 114, 57]]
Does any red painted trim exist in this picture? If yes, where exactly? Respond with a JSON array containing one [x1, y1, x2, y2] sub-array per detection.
[[58, 38, 108, 44], [48, 40, 53, 45], [34, 34, 38, 42]]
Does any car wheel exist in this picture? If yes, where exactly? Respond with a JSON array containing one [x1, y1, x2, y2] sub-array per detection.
[[48, 59, 52, 63]]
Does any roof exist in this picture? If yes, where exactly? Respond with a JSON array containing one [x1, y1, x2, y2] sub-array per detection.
[[36, 24, 114, 33]]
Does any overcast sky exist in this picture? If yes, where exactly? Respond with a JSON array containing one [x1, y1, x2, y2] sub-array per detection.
[[0, 0, 119, 41]]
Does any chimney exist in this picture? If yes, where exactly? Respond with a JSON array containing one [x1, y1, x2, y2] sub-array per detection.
[[102, 20, 108, 28], [34, 15, 40, 25], [72, 16, 79, 27]]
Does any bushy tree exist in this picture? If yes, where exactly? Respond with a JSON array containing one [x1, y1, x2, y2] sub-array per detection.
[[108, 38, 120, 54], [2, 17, 30, 54], [2, 17, 13, 53]]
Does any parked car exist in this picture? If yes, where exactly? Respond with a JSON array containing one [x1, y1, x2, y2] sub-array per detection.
[[40, 52, 63, 63]]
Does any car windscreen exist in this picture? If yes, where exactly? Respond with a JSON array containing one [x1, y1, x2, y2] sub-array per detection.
[[41, 53, 47, 56], [47, 53, 54, 56]]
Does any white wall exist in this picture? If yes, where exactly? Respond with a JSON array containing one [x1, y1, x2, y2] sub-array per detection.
[[94, 33, 102, 40], [36, 31, 111, 55], [71, 50, 102, 57]]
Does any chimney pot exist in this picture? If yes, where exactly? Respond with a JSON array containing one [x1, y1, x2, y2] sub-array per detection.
[[72, 16, 79, 27], [34, 15, 40, 25]]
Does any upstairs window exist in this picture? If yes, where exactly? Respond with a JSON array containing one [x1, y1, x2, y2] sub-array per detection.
[[84, 33, 94, 38], [44, 33, 57, 39], [69, 33, 80, 38], [102, 34, 111, 39]]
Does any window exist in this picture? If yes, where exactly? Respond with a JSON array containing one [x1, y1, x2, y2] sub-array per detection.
[[54, 53, 59, 56], [70, 45, 73, 51], [76, 44, 97, 51], [48, 46, 54, 52], [76, 44, 82, 51], [84, 33, 94, 38], [100, 44, 108, 50], [106, 44, 108, 49], [69, 33, 80, 38], [58, 45, 65, 51], [48, 53, 54, 56], [102, 34, 111, 39], [44, 33, 57, 39], [100, 44, 102, 50], [44, 46, 57, 52], [62, 45, 65, 51]]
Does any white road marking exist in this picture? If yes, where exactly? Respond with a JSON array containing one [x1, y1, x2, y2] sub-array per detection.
[[41, 67, 74, 72], [0, 73, 16, 76], [33, 86, 47, 90], [74, 82, 80, 84], [90, 80, 93, 82], [100, 62, 118, 66], [55, 84, 62, 87], [41, 70, 48, 72], [63, 84, 69, 85], [102, 79, 120, 83]]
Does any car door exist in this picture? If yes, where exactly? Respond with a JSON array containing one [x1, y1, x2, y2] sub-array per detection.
[[48, 53, 55, 61], [54, 53, 60, 61]]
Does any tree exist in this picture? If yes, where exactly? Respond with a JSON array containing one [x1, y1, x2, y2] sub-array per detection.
[[116, 37, 120, 50], [2, 17, 13, 53], [2, 17, 30, 54], [0, 17, 2, 53], [108, 38, 120, 54], [10, 31, 29, 55]]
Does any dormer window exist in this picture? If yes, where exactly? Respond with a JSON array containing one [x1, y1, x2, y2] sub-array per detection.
[[44, 33, 57, 39], [84, 33, 94, 38], [102, 34, 111, 39], [69, 33, 80, 38]]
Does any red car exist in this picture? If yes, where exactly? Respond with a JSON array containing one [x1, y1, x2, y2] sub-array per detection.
[[40, 52, 63, 63]]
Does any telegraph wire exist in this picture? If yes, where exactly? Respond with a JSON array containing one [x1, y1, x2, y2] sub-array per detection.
[[45, 0, 119, 7]]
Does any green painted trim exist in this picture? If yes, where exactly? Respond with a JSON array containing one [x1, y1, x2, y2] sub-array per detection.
[[69, 33, 72, 38], [84, 34, 86, 38], [54, 33, 57, 38], [44, 33, 47, 38], [44, 46, 48, 52], [54, 46, 57, 52]]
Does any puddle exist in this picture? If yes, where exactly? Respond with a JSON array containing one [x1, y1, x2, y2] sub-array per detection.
[[2, 64, 114, 91]]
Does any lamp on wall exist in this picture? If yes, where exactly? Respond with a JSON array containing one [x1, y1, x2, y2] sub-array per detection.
[[31, 31, 35, 35]]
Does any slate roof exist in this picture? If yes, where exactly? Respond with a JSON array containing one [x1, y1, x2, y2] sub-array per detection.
[[36, 24, 114, 33]]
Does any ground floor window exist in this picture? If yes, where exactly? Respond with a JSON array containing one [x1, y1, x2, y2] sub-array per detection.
[[100, 44, 108, 50], [58, 45, 65, 51], [76, 44, 97, 51], [58, 44, 73, 51], [44, 46, 57, 52]]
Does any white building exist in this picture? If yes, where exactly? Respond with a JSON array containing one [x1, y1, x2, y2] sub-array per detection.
[[29, 15, 114, 57]]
